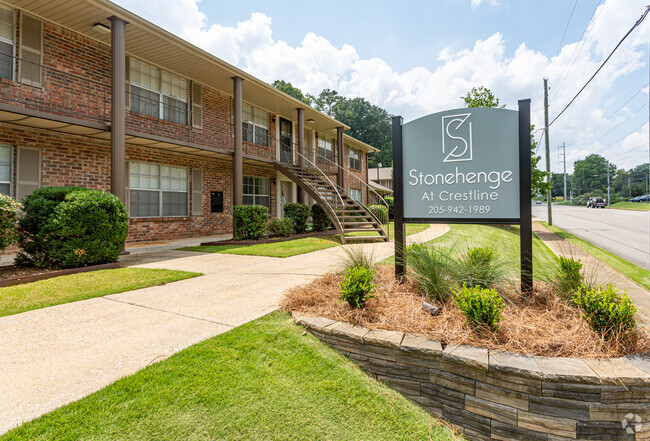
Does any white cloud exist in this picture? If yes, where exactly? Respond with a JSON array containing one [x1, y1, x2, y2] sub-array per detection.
[[116, 0, 648, 170]]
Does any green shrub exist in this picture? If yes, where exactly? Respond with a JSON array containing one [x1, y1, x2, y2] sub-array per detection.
[[0, 194, 21, 251], [284, 202, 310, 233], [452, 284, 504, 331], [457, 246, 509, 290], [366, 204, 388, 224], [406, 243, 456, 302], [311, 204, 331, 232], [339, 265, 377, 308], [571, 284, 637, 338], [267, 217, 294, 237], [554, 256, 584, 298], [384, 196, 394, 220], [16, 187, 128, 269], [233, 205, 268, 240]]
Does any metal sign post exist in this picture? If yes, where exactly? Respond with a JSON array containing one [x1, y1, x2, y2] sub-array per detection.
[[393, 100, 533, 292]]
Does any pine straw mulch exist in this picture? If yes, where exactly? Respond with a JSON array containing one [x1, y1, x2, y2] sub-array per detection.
[[282, 265, 649, 359]]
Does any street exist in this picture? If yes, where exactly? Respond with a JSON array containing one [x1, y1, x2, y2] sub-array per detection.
[[533, 203, 650, 270]]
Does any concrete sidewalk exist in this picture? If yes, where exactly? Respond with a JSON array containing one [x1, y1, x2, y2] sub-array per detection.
[[0, 225, 448, 434], [532, 222, 650, 328]]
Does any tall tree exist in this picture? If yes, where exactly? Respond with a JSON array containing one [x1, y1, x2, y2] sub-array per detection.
[[332, 97, 392, 168], [314, 89, 343, 117], [573, 154, 615, 194], [462, 86, 551, 197], [271, 80, 313, 105]]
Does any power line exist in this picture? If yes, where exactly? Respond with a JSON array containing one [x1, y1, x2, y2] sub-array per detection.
[[556, 0, 579, 56], [549, 6, 650, 128], [590, 121, 649, 154], [550, 0, 604, 102], [585, 101, 648, 145], [579, 81, 648, 136]]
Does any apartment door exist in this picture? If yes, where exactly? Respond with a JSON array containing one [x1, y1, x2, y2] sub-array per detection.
[[279, 118, 292, 164]]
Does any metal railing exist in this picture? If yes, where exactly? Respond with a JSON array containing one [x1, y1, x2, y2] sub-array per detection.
[[313, 150, 391, 239], [0, 53, 110, 122]]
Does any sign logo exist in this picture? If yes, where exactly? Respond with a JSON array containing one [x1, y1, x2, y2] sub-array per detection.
[[442, 113, 473, 163]]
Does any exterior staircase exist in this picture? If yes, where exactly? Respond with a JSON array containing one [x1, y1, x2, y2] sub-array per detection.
[[275, 162, 389, 244]]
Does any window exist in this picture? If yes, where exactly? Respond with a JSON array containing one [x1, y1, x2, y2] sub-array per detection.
[[242, 103, 269, 146], [129, 161, 188, 217], [349, 188, 362, 203], [348, 147, 362, 171], [318, 135, 334, 161], [0, 6, 14, 81], [0, 145, 11, 195], [130, 59, 188, 124], [19, 13, 42, 87], [243, 175, 270, 208]]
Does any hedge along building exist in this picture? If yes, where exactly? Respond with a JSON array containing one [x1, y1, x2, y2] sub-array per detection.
[[0, 0, 388, 244]]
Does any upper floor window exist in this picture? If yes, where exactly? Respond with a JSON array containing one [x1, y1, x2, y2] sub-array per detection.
[[130, 59, 188, 125], [242, 103, 269, 146], [0, 6, 14, 81], [348, 147, 362, 171], [318, 135, 334, 162]]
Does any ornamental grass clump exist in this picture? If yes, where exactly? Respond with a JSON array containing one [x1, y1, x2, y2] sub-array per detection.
[[571, 283, 637, 339], [554, 256, 584, 298], [452, 284, 504, 331], [406, 243, 456, 302], [339, 265, 377, 309], [457, 246, 509, 290]]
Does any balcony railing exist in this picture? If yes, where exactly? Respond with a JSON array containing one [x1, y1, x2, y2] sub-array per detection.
[[0, 53, 110, 122]]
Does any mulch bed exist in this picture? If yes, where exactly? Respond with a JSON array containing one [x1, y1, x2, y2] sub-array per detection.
[[282, 265, 649, 359], [202, 229, 339, 246], [0, 262, 121, 287]]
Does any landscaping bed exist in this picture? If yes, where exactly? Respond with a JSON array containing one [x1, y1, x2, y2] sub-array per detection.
[[0, 262, 120, 287], [283, 265, 649, 358]]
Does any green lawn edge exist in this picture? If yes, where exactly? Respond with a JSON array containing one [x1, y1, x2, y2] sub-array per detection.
[[538, 221, 650, 290], [0, 268, 202, 317], [607, 202, 650, 211], [1, 311, 459, 441]]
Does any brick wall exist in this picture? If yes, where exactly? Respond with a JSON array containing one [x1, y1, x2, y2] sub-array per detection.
[[0, 122, 278, 244]]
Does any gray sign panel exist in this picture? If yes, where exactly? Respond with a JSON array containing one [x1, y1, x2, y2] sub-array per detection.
[[402, 108, 520, 220]]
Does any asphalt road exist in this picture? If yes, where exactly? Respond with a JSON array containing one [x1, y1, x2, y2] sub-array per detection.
[[533, 203, 650, 270]]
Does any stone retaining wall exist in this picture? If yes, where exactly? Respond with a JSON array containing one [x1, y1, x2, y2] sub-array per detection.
[[294, 314, 650, 440]]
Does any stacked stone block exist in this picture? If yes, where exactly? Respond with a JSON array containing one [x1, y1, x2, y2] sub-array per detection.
[[294, 314, 650, 440]]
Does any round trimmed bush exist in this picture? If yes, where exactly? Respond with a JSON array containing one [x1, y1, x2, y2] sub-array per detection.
[[16, 187, 128, 269], [284, 202, 310, 234], [0, 194, 21, 252], [233, 205, 268, 240]]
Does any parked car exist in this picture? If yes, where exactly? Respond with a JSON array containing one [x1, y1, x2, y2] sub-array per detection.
[[638, 195, 650, 202], [587, 197, 606, 208]]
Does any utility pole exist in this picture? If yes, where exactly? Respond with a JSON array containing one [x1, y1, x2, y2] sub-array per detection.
[[544, 78, 553, 224], [607, 159, 610, 207], [558, 142, 567, 204]]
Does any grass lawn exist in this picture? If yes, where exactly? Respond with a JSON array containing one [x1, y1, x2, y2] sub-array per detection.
[[0, 268, 201, 317], [608, 201, 650, 211], [180, 237, 339, 257], [539, 221, 650, 290], [380, 224, 558, 281], [1, 312, 459, 441], [345, 222, 430, 238]]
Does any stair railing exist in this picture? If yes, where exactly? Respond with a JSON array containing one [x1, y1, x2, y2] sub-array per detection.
[[313, 153, 390, 239], [291, 146, 346, 237]]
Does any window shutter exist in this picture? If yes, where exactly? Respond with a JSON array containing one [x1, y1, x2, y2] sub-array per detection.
[[125, 56, 130, 109], [19, 13, 42, 86], [191, 168, 202, 215], [191, 81, 202, 129], [16, 146, 39, 202]]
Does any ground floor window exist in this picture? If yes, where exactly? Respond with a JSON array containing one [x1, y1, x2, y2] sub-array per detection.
[[243, 175, 270, 209], [129, 161, 188, 217], [349, 188, 362, 203], [0, 145, 11, 196]]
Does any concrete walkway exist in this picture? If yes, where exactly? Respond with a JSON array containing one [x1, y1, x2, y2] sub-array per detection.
[[532, 222, 650, 328], [0, 225, 448, 434]]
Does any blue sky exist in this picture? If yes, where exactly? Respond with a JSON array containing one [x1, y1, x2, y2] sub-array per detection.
[[116, 0, 649, 173]]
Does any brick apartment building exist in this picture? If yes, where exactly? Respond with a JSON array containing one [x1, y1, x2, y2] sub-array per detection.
[[0, 0, 385, 244]]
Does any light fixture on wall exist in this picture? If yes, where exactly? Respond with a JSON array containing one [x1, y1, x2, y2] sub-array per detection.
[[92, 23, 111, 34], [306, 118, 315, 123]]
